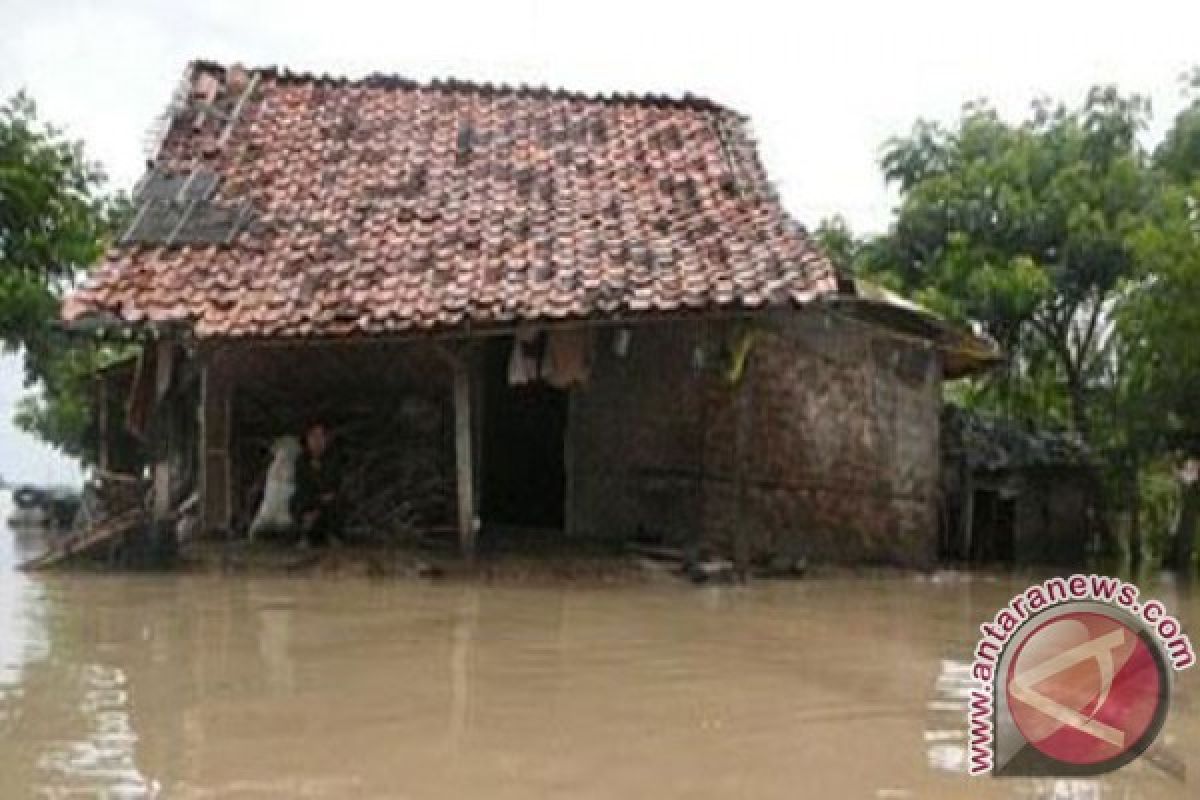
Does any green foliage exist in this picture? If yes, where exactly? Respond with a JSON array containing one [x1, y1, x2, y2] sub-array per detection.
[[1120, 180, 1200, 450], [1124, 77, 1200, 460], [1, 92, 109, 346], [861, 89, 1155, 438], [12, 341, 134, 461], [822, 75, 1200, 563], [0, 91, 126, 460], [1155, 69, 1200, 184], [812, 215, 860, 273], [1139, 460, 1182, 560], [0, 92, 108, 274]]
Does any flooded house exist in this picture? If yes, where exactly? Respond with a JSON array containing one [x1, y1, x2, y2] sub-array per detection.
[[62, 61, 995, 570], [939, 405, 1098, 565]]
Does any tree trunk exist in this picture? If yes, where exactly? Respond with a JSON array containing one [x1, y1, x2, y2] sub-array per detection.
[[1065, 370, 1091, 443], [1128, 463, 1143, 571], [1173, 480, 1199, 575]]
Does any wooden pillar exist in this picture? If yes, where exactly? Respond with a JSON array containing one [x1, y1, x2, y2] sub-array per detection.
[[152, 339, 175, 522], [200, 356, 233, 534], [732, 375, 751, 580], [453, 350, 477, 563], [96, 377, 110, 473], [563, 390, 576, 539]]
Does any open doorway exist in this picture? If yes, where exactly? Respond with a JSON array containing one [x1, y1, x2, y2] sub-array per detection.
[[969, 489, 1016, 563], [481, 336, 568, 530]]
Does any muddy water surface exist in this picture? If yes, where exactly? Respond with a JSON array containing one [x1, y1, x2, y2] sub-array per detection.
[[0, 491, 1196, 799]]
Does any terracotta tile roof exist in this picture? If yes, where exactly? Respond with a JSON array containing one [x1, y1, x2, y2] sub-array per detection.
[[64, 61, 836, 338]]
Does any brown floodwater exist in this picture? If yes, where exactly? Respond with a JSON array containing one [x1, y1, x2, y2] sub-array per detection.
[[0, 491, 1196, 799]]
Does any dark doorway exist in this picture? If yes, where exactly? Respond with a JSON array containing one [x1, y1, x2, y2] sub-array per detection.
[[481, 337, 568, 529], [970, 489, 1016, 563]]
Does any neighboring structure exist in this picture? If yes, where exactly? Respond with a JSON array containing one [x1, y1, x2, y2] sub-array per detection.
[[940, 405, 1097, 565], [64, 61, 994, 568]]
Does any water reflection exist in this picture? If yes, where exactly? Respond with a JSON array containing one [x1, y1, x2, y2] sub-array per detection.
[[0, 491, 1195, 798]]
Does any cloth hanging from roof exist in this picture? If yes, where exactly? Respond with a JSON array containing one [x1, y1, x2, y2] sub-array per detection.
[[723, 327, 760, 385], [507, 325, 541, 386], [541, 329, 591, 388]]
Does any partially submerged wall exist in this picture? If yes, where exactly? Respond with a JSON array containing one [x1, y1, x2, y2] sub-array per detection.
[[194, 310, 942, 566], [569, 311, 942, 566]]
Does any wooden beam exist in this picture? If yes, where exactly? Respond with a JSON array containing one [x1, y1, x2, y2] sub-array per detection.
[[452, 350, 477, 563], [18, 509, 147, 571]]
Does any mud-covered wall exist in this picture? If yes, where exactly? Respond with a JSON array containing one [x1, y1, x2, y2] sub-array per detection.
[[569, 311, 942, 567]]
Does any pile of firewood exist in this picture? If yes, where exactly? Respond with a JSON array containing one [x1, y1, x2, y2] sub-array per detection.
[[339, 441, 453, 542], [334, 394, 455, 542], [77, 470, 149, 530]]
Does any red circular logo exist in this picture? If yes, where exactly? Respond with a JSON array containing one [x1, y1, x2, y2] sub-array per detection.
[[1005, 611, 1168, 768]]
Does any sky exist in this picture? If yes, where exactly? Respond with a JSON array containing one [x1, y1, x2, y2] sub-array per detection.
[[2, 0, 1199, 484]]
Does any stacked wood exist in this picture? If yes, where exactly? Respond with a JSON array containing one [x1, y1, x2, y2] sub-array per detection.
[[339, 439, 453, 543], [19, 508, 147, 571]]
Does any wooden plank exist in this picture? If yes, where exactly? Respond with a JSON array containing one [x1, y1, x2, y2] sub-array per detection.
[[18, 510, 146, 571], [453, 352, 477, 563]]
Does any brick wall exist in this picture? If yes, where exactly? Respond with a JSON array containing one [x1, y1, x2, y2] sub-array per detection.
[[569, 310, 942, 567]]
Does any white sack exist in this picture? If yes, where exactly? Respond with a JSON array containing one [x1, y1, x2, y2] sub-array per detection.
[[249, 436, 302, 539]]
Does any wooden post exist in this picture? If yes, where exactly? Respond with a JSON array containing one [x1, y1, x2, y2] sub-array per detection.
[[961, 474, 976, 563], [453, 351, 477, 563], [96, 377, 110, 472], [732, 375, 751, 580], [1129, 463, 1143, 571], [152, 339, 175, 522], [563, 390, 575, 539], [200, 356, 233, 534]]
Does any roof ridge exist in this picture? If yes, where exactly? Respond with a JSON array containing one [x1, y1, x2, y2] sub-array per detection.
[[189, 59, 742, 117]]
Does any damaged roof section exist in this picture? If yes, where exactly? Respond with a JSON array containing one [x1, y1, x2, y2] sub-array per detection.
[[121, 167, 256, 246], [942, 405, 1091, 473], [830, 276, 1003, 378], [64, 60, 836, 338]]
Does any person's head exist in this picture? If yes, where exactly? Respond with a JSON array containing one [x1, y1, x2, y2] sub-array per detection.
[[305, 422, 329, 457]]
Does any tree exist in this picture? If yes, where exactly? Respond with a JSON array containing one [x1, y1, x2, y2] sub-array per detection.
[[0, 91, 125, 460], [1103, 74, 1200, 571], [861, 89, 1153, 441], [812, 215, 861, 273], [1120, 177, 1200, 569], [1155, 68, 1200, 184]]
